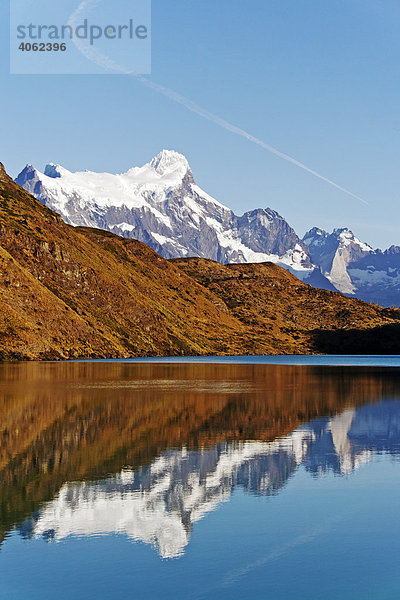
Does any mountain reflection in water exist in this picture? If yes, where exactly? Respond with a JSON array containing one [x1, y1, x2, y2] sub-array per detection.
[[1, 362, 400, 558]]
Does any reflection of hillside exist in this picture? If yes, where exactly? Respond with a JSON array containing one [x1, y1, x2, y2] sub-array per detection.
[[18, 437, 314, 559], [17, 401, 400, 558], [1, 362, 400, 545]]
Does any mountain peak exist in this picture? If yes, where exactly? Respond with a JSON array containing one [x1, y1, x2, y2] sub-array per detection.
[[44, 163, 71, 179], [21, 164, 37, 174], [333, 228, 355, 245], [385, 245, 400, 256], [333, 227, 352, 236], [14, 164, 40, 187], [332, 228, 373, 252], [150, 150, 190, 176], [302, 227, 329, 246]]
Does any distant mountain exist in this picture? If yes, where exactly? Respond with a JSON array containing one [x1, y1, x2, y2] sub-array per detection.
[[16, 150, 400, 305], [302, 227, 374, 295], [302, 227, 400, 306], [15, 150, 322, 284]]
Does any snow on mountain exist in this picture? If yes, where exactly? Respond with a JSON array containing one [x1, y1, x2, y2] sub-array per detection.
[[302, 227, 400, 305], [15, 150, 315, 280], [303, 227, 373, 294], [19, 401, 400, 558], [15, 150, 400, 305], [346, 245, 400, 306]]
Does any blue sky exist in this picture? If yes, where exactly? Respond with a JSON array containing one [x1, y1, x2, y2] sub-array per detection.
[[1, 0, 400, 248]]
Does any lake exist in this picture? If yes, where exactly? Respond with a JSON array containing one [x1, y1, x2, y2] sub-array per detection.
[[1, 359, 400, 599]]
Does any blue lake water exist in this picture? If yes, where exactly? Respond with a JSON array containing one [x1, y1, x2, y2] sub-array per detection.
[[1, 360, 400, 599], [73, 354, 400, 367]]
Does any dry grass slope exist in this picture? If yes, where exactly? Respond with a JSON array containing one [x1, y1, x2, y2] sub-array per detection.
[[171, 258, 400, 353], [0, 163, 255, 359]]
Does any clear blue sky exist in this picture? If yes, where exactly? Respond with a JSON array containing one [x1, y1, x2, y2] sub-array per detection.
[[1, 0, 400, 249]]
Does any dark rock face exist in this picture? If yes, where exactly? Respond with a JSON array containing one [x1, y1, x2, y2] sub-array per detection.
[[236, 208, 311, 262]]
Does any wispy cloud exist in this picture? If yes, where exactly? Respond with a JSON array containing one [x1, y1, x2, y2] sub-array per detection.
[[68, 0, 368, 205]]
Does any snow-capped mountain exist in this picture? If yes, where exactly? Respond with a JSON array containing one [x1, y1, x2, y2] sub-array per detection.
[[303, 227, 400, 306], [302, 227, 374, 294], [15, 150, 400, 305], [17, 401, 400, 558], [15, 150, 315, 281]]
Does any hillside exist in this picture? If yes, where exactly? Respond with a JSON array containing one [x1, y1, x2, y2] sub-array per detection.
[[0, 162, 253, 359], [172, 258, 400, 353], [1, 161, 400, 358]]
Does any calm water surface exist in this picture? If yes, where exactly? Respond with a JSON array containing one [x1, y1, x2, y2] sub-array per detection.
[[1, 360, 400, 599]]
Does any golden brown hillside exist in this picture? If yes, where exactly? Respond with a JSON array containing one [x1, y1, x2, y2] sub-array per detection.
[[0, 163, 258, 359], [1, 160, 400, 358], [172, 258, 400, 353]]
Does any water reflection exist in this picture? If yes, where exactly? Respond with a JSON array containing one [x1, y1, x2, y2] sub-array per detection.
[[1, 362, 400, 557], [15, 401, 400, 558]]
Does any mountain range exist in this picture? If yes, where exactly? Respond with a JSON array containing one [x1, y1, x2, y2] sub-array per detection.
[[16, 150, 400, 306], [2, 159, 400, 359]]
